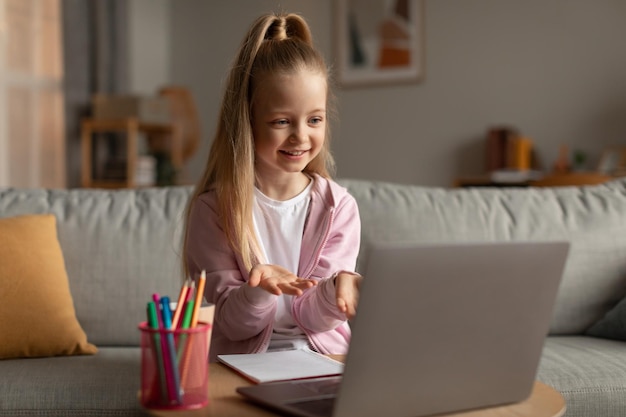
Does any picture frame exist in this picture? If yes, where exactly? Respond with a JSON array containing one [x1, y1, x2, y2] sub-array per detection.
[[598, 146, 626, 175], [334, 0, 425, 88]]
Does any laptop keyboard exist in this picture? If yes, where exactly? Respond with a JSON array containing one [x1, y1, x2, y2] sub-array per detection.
[[288, 397, 336, 417], [285, 377, 341, 417], [296, 377, 342, 395]]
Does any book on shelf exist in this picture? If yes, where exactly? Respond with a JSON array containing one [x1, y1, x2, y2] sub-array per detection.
[[485, 127, 534, 172]]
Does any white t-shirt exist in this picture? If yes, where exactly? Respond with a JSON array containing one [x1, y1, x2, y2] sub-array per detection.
[[253, 181, 313, 351]]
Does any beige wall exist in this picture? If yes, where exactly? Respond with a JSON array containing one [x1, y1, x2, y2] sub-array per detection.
[[127, 0, 171, 96], [163, 0, 626, 187]]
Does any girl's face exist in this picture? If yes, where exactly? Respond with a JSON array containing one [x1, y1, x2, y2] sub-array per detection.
[[251, 69, 327, 188]]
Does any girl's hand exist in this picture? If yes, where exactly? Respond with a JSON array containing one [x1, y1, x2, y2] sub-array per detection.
[[335, 272, 362, 320], [248, 264, 317, 296]]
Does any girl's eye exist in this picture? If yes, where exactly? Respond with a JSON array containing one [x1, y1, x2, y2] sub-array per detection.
[[273, 119, 289, 126], [310, 116, 323, 125]]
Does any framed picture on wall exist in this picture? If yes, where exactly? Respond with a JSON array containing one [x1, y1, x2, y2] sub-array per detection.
[[334, 0, 425, 88]]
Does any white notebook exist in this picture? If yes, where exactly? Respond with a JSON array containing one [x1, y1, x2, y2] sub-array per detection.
[[217, 347, 344, 384]]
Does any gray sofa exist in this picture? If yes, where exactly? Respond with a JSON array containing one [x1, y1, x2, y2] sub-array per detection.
[[2, 178, 626, 416]]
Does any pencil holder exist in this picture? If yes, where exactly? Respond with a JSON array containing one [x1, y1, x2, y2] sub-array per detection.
[[138, 321, 211, 410]]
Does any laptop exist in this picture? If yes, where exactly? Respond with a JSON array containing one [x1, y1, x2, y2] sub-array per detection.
[[237, 241, 570, 417]]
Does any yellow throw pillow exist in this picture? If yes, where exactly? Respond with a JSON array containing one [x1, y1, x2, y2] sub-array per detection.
[[0, 214, 97, 359]]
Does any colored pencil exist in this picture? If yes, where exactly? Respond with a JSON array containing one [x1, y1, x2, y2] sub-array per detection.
[[190, 270, 206, 328], [180, 270, 207, 387], [176, 299, 195, 361], [171, 278, 190, 330]]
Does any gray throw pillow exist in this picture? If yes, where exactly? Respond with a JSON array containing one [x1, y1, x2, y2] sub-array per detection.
[[586, 298, 626, 341]]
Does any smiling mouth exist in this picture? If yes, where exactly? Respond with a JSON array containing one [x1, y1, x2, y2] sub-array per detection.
[[280, 150, 307, 156]]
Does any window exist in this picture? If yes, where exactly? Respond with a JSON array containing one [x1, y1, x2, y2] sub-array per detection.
[[0, 0, 65, 188]]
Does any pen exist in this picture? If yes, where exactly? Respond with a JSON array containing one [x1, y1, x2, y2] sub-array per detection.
[[152, 294, 177, 404], [152, 292, 175, 403], [146, 301, 168, 401], [180, 299, 195, 330], [152, 294, 163, 324], [176, 299, 195, 361], [159, 296, 183, 404]]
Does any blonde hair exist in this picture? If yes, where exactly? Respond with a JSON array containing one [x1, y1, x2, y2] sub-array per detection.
[[183, 12, 336, 273]]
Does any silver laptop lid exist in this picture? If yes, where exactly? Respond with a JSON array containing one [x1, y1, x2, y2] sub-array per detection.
[[333, 241, 569, 417]]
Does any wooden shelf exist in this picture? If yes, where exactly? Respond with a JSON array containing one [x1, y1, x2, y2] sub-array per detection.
[[455, 172, 613, 188], [454, 174, 531, 188], [81, 117, 181, 188]]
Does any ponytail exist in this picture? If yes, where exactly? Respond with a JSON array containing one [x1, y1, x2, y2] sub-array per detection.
[[184, 12, 334, 273]]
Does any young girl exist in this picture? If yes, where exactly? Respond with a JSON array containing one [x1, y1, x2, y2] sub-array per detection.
[[183, 12, 362, 361]]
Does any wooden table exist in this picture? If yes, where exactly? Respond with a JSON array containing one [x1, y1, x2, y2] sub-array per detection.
[[147, 362, 566, 417]]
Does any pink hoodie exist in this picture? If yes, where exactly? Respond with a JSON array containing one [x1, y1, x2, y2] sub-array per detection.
[[185, 175, 361, 361]]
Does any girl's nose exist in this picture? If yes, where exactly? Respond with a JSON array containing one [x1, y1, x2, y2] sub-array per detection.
[[289, 124, 307, 143]]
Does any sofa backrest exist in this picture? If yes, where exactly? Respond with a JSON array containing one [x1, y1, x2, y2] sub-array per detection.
[[0, 186, 193, 347], [2, 178, 626, 345], [340, 178, 626, 335]]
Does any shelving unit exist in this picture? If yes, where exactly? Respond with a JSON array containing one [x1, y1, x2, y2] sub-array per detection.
[[81, 117, 181, 188]]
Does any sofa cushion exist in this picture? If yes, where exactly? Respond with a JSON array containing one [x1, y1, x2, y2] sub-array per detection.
[[0, 187, 193, 346], [340, 178, 626, 335], [0, 347, 142, 417], [585, 296, 626, 341], [537, 336, 626, 417], [0, 214, 97, 359]]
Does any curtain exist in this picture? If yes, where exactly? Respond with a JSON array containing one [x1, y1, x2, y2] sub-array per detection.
[[0, 0, 66, 188]]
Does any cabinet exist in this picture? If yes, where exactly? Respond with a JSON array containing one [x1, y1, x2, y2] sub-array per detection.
[[81, 117, 181, 188]]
